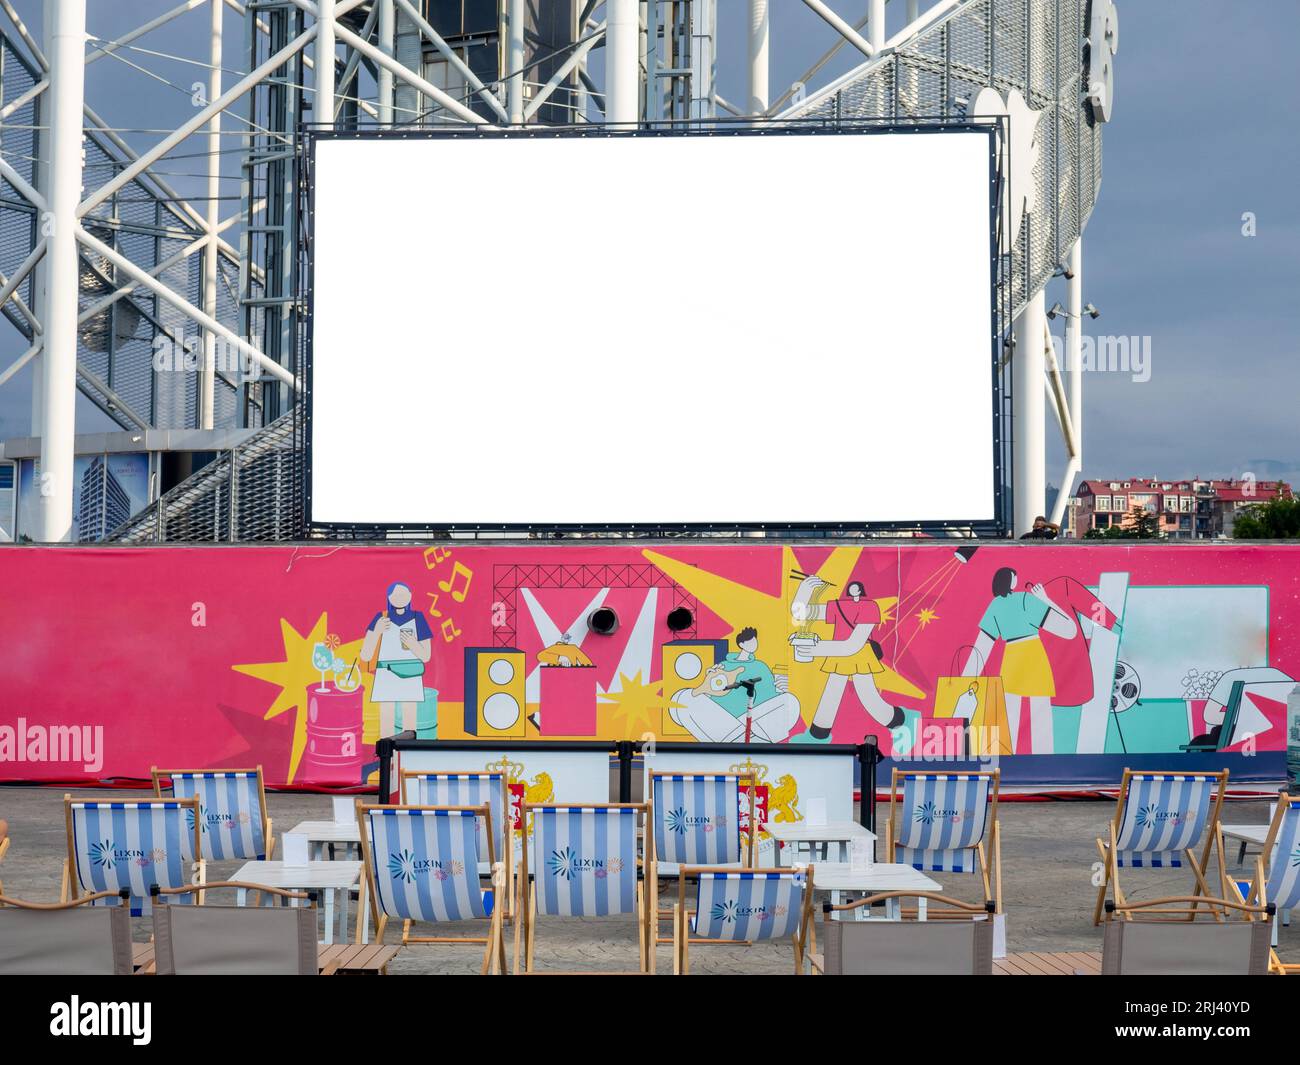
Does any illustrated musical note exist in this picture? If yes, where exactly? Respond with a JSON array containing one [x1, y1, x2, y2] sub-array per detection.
[[437, 561, 473, 603], [441, 617, 462, 643], [425, 591, 443, 618], [423, 545, 452, 569]]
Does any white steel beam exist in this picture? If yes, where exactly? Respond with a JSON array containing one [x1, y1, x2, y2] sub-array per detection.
[[748, 0, 769, 115], [36, 0, 85, 542], [1012, 289, 1047, 534], [391, 0, 508, 123], [201, 0, 224, 429], [800, 0, 874, 59], [524, 25, 605, 123], [606, 0, 639, 126]]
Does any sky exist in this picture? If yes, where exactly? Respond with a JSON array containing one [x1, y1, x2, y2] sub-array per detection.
[[1, 0, 1297, 492]]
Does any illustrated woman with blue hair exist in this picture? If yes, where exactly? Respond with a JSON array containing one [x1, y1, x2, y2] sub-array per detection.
[[359, 581, 432, 739]]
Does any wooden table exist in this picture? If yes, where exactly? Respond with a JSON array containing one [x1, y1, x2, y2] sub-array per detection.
[[1222, 824, 1270, 866]]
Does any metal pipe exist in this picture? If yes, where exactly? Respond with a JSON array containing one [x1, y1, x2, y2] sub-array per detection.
[[605, 0, 639, 126], [800, 0, 874, 59], [869, 0, 886, 53], [201, 0, 223, 429], [36, 0, 86, 542], [524, 25, 605, 123], [377, 0, 393, 125], [391, 0, 508, 123], [748, 0, 769, 115], [0, 237, 46, 322], [506, 0, 525, 124], [1012, 290, 1047, 535], [315, 0, 334, 123], [85, 0, 206, 65]]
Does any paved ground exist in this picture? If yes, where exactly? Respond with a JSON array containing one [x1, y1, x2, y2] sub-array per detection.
[[2, 786, 1292, 974]]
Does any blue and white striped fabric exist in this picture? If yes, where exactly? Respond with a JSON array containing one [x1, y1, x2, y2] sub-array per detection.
[[1265, 801, 1300, 912], [1114, 774, 1218, 868], [896, 774, 991, 873], [690, 872, 805, 942], [531, 807, 638, 917], [69, 802, 193, 917], [168, 772, 266, 861], [652, 775, 743, 866], [407, 773, 507, 864], [364, 808, 489, 924]]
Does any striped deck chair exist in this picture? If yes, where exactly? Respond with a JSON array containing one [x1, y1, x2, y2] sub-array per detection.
[[1223, 793, 1300, 975], [1092, 769, 1229, 925], [1101, 896, 1273, 975], [517, 803, 647, 974], [0, 890, 134, 975], [152, 767, 273, 861], [884, 769, 1002, 914], [672, 867, 813, 974], [356, 802, 506, 974], [401, 770, 513, 917], [62, 796, 204, 917], [647, 772, 756, 957]]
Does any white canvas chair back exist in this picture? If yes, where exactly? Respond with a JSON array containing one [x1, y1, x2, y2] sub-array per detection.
[[363, 808, 491, 924], [0, 897, 133, 975], [1101, 919, 1270, 975], [168, 772, 266, 861], [652, 775, 742, 866], [1263, 799, 1300, 912], [690, 871, 805, 942], [822, 917, 994, 975], [1114, 774, 1218, 867], [895, 773, 991, 873], [69, 801, 194, 916], [531, 806, 638, 917], [406, 773, 508, 867], [152, 900, 318, 975]]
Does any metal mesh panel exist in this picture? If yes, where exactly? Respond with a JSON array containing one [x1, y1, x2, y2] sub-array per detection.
[[785, 0, 1100, 324]]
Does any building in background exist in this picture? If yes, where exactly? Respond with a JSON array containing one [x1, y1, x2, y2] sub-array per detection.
[[1070, 477, 1293, 539]]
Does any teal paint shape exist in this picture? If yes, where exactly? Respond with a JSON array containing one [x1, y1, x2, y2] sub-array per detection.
[[1104, 698, 1190, 754], [395, 687, 439, 739]]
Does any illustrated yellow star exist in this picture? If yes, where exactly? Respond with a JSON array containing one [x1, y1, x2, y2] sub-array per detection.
[[915, 606, 940, 628], [598, 670, 663, 739], [232, 613, 369, 783]]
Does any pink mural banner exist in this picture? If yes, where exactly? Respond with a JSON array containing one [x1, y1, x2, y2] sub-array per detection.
[[0, 543, 1295, 787]]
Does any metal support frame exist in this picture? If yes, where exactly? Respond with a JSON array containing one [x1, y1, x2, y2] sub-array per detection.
[[0, 0, 1102, 543]]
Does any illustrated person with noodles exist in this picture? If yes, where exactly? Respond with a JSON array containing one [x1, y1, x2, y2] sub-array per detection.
[[788, 575, 907, 744], [960, 566, 1077, 753], [360, 581, 432, 739]]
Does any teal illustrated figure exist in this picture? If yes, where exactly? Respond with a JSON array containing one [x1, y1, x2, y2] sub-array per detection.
[[667, 627, 801, 743], [360, 581, 432, 739]]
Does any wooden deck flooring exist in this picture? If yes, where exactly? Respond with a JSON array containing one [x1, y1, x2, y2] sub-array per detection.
[[994, 950, 1101, 975]]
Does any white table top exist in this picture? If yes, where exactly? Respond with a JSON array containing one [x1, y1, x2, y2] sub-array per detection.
[[1221, 825, 1270, 845], [232, 860, 362, 890], [287, 820, 362, 843], [812, 862, 942, 892], [763, 820, 876, 843]]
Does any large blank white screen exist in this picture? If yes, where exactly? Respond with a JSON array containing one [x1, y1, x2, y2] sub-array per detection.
[[310, 132, 994, 525]]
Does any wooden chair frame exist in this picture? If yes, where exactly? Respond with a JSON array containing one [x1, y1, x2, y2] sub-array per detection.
[[1219, 791, 1300, 975], [514, 802, 648, 974], [61, 794, 205, 906], [883, 768, 1003, 916], [646, 770, 758, 965], [672, 864, 814, 975], [151, 765, 276, 861], [355, 801, 507, 975], [401, 768, 515, 921], [0, 824, 10, 897], [1092, 769, 1229, 925], [811, 892, 995, 975]]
